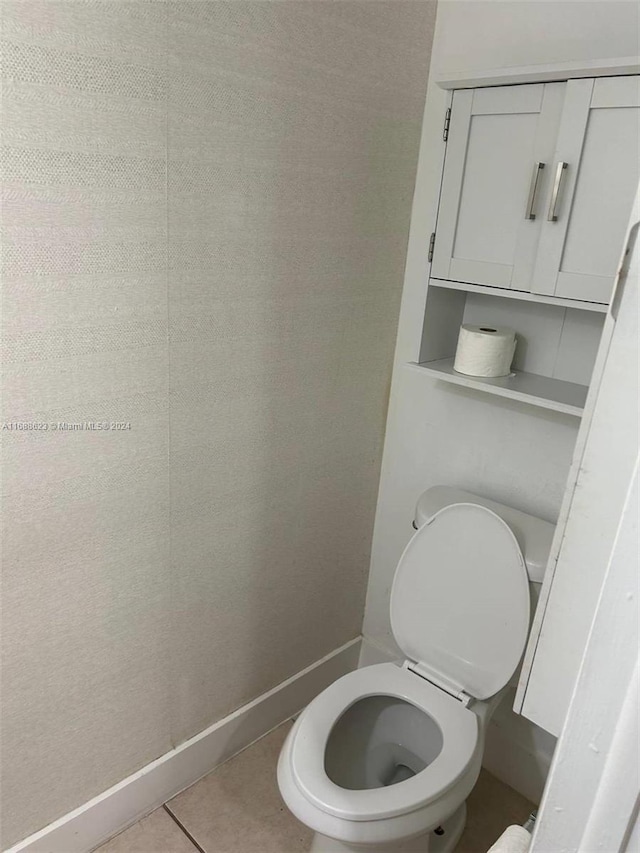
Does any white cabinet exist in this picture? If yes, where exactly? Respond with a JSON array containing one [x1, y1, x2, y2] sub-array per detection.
[[532, 76, 640, 304], [432, 76, 640, 306]]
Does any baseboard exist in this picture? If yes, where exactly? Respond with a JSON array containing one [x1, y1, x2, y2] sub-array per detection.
[[359, 636, 554, 804], [6, 638, 361, 853]]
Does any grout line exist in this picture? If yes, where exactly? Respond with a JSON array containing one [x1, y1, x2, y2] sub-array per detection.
[[162, 805, 207, 853]]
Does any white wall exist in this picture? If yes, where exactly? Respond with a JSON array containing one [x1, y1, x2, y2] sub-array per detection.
[[362, 0, 639, 803], [0, 3, 436, 847]]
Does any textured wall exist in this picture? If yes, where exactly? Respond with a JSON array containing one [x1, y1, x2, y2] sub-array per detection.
[[0, 1, 435, 845]]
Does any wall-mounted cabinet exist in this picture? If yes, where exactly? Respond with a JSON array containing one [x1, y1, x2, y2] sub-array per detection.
[[431, 75, 639, 306]]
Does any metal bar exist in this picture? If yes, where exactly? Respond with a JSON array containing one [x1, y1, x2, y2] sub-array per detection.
[[525, 162, 545, 220], [548, 161, 568, 222]]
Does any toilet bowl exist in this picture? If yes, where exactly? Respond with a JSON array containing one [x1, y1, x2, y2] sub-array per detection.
[[278, 662, 494, 852], [278, 488, 554, 853]]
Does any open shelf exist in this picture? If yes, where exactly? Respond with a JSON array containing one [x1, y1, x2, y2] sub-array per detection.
[[407, 358, 588, 417]]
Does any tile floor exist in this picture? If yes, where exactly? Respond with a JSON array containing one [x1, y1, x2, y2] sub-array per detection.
[[96, 722, 535, 853]]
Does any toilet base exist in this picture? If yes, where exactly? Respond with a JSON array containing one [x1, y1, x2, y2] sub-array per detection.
[[309, 802, 466, 853]]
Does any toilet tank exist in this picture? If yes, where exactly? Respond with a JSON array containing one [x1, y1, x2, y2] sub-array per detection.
[[413, 486, 555, 584]]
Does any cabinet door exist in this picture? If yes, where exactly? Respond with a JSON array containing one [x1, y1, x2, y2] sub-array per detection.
[[532, 76, 640, 304], [432, 83, 564, 290]]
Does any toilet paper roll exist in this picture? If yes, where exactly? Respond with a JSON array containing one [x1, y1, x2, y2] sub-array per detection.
[[453, 324, 516, 378], [487, 825, 531, 853]]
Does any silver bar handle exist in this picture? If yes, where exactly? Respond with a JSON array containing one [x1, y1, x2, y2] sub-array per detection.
[[548, 161, 568, 222], [525, 162, 545, 220]]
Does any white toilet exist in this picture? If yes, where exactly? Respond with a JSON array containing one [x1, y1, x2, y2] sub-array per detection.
[[277, 486, 554, 853]]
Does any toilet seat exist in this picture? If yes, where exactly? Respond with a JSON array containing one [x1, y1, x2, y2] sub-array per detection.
[[288, 663, 479, 822], [391, 503, 530, 700]]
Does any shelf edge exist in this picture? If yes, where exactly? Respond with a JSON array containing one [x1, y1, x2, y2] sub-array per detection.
[[406, 361, 585, 418], [428, 278, 609, 314]]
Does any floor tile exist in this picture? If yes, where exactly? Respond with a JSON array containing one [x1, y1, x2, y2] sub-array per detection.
[[455, 769, 535, 852], [95, 807, 198, 853], [167, 721, 312, 853], [96, 726, 534, 853]]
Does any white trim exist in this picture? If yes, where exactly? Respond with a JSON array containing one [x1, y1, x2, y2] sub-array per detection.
[[581, 662, 639, 851], [531, 458, 639, 851], [437, 57, 640, 90], [5, 639, 361, 853]]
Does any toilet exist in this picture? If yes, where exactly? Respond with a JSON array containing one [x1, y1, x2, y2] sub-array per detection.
[[277, 486, 554, 853]]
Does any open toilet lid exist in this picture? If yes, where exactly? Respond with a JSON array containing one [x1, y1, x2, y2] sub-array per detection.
[[390, 503, 530, 700]]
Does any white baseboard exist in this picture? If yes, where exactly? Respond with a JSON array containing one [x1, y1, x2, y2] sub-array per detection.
[[358, 636, 554, 805], [6, 638, 361, 853]]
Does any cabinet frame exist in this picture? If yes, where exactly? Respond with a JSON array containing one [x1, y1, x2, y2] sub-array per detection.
[[435, 57, 640, 91]]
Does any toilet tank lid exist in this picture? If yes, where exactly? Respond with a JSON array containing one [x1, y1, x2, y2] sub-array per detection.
[[414, 486, 555, 583]]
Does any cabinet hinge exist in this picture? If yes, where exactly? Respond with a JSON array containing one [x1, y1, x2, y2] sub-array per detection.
[[443, 107, 451, 142], [428, 231, 436, 263]]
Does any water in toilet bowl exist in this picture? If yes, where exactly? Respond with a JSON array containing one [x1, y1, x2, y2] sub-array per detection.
[[324, 695, 444, 791], [369, 741, 425, 787]]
